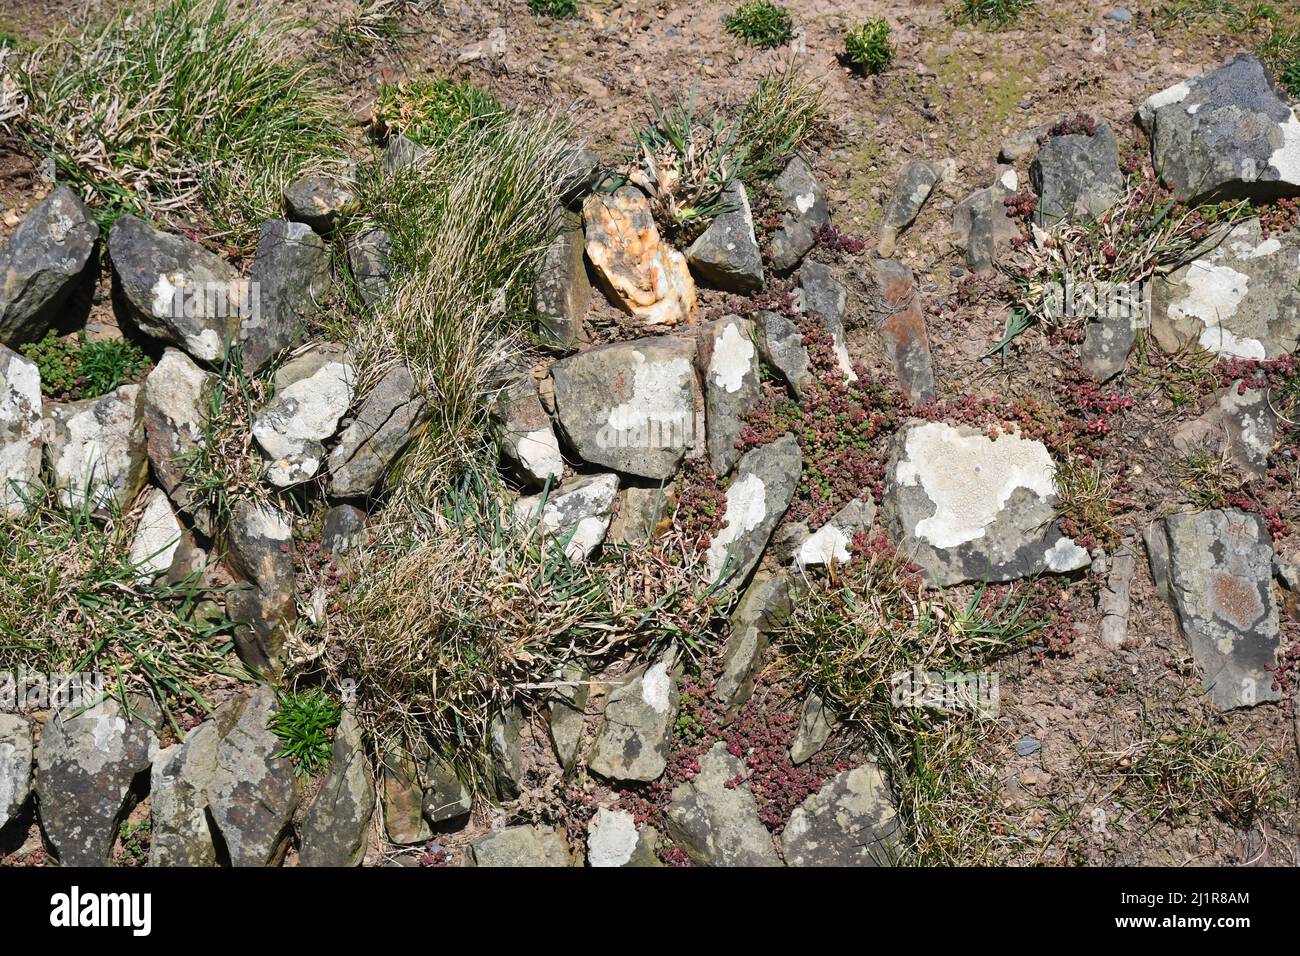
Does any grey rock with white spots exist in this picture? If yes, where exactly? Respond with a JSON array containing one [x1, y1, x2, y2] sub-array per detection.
[[698, 315, 761, 475], [36, 697, 159, 866], [790, 691, 836, 765], [467, 824, 576, 867], [242, 219, 330, 372], [883, 420, 1090, 587], [703, 434, 802, 589], [149, 719, 219, 867], [1032, 120, 1125, 225], [547, 663, 589, 773], [224, 499, 297, 674], [781, 762, 899, 866], [347, 227, 393, 307], [127, 486, 201, 585], [792, 497, 876, 571], [533, 210, 591, 347], [878, 160, 939, 257], [284, 171, 355, 234], [0, 714, 33, 834], [798, 260, 855, 381], [1080, 305, 1139, 381], [717, 571, 791, 717], [1218, 382, 1277, 481], [141, 348, 216, 535], [666, 741, 782, 867], [1159, 509, 1281, 710], [300, 711, 374, 867], [686, 181, 764, 292], [488, 704, 526, 801], [588, 650, 678, 783], [327, 363, 429, 498], [43, 384, 148, 511], [109, 216, 242, 362], [322, 503, 366, 555], [607, 484, 675, 547], [586, 807, 661, 867], [422, 753, 471, 825], [382, 134, 429, 178], [0, 345, 42, 516], [514, 473, 618, 562], [1139, 54, 1300, 204], [490, 366, 564, 486], [1099, 533, 1139, 650], [252, 344, 356, 487], [954, 168, 1021, 274], [753, 309, 813, 401], [769, 157, 829, 273]]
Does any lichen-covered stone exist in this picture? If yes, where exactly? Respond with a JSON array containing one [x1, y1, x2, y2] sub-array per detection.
[[284, 172, 355, 234], [607, 485, 675, 547], [753, 310, 813, 401], [781, 762, 899, 866], [797, 261, 855, 382], [0, 713, 33, 834], [347, 227, 392, 307], [43, 384, 148, 511], [381, 745, 431, 845], [149, 719, 219, 867], [142, 347, 216, 534], [300, 711, 374, 867], [686, 181, 764, 292], [252, 344, 355, 487], [872, 260, 936, 403], [327, 364, 429, 498], [534, 210, 591, 347], [488, 705, 525, 801], [514, 473, 618, 562], [697, 315, 760, 476], [717, 572, 791, 717], [703, 434, 802, 588], [790, 692, 835, 765], [954, 168, 1020, 274], [224, 499, 296, 673], [878, 160, 938, 257], [547, 663, 589, 773], [1031, 121, 1125, 225], [467, 824, 576, 866], [1218, 382, 1277, 481], [422, 753, 471, 825], [242, 219, 331, 372], [586, 807, 661, 867], [490, 366, 564, 486], [127, 486, 192, 584], [666, 742, 782, 867], [768, 157, 829, 272], [588, 651, 678, 783], [793, 498, 875, 571], [0, 345, 42, 516]]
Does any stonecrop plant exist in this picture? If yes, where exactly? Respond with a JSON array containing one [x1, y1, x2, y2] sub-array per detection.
[[724, 1, 795, 48]]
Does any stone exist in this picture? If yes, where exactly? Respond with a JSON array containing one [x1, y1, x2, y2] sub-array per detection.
[[206, 686, 301, 866], [284, 171, 355, 234], [1160, 509, 1281, 710], [514, 473, 618, 562], [1150, 218, 1300, 360], [1080, 304, 1139, 382], [769, 157, 829, 272], [583, 186, 695, 326], [490, 367, 564, 486], [1139, 54, 1300, 204], [252, 344, 356, 487], [141, 348, 216, 534], [322, 504, 366, 555], [0, 345, 42, 515], [954, 168, 1020, 274], [149, 719, 218, 867], [666, 741, 782, 866], [348, 227, 393, 307], [468, 824, 575, 866], [872, 259, 936, 403], [300, 711, 374, 867], [534, 211, 591, 347], [1031, 120, 1125, 225], [1218, 383, 1276, 481], [36, 696, 159, 866], [607, 484, 675, 547], [753, 310, 813, 401], [588, 650, 678, 783], [547, 663, 589, 773], [382, 133, 428, 178], [717, 572, 791, 717], [999, 127, 1046, 163], [703, 434, 802, 588], [550, 335, 700, 480], [793, 498, 876, 571], [781, 762, 899, 866], [686, 181, 764, 292], [381, 745, 431, 845], [0, 714, 33, 833], [586, 807, 661, 867], [1099, 534, 1138, 650], [790, 692, 835, 764], [797, 260, 855, 381], [224, 499, 296, 673], [242, 219, 330, 372], [488, 705, 525, 801], [883, 420, 1090, 587], [0, 185, 98, 347], [559, 146, 601, 205], [1142, 519, 1173, 603], [327, 364, 429, 497], [43, 384, 147, 511], [422, 753, 472, 825], [698, 315, 760, 475], [878, 160, 939, 257], [127, 486, 189, 584], [109, 216, 242, 362], [1103, 7, 1133, 22]]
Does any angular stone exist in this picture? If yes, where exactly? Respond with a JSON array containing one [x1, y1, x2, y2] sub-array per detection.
[[798, 261, 855, 381], [790, 692, 835, 764], [703, 434, 802, 588], [1080, 304, 1139, 382], [884, 420, 1089, 587], [468, 824, 575, 866], [607, 485, 675, 547], [149, 719, 219, 867], [551, 335, 700, 480], [698, 315, 760, 475], [1031, 120, 1125, 225], [206, 686, 301, 866], [588, 651, 678, 783], [872, 259, 935, 403], [43, 384, 147, 511], [109, 216, 241, 362], [284, 172, 355, 234], [488, 705, 525, 801], [348, 227, 392, 307], [717, 571, 791, 717], [0, 185, 98, 347], [514, 472, 618, 562], [1161, 509, 1281, 710], [769, 157, 829, 273], [1151, 218, 1300, 360], [878, 160, 938, 257], [422, 753, 471, 825], [300, 711, 374, 867], [381, 745, 431, 845], [36, 697, 158, 866], [781, 762, 899, 866], [242, 219, 330, 372], [1218, 383, 1276, 482], [0, 713, 33, 833], [322, 504, 366, 555], [583, 186, 695, 326], [753, 310, 812, 401], [534, 211, 591, 347], [547, 663, 589, 773], [686, 181, 763, 292], [954, 168, 1020, 274], [666, 741, 782, 866], [490, 367, 563, 486], [327, 364, 429, 497], [1099, 533, 1138, 650], [142, 348, 216, 535], [1139, 54, 1300, 204], [382, 134, 428, 178], [587, 807, 661, 867], [793, 498, 876, 571], [0, 345, 42, 516], [224, 499, 296, 673], [127, 486, 190, 584], [252, 344, 355, 487]]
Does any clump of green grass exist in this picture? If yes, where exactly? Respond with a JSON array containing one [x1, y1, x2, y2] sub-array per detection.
[[1260, 28, 1300, 96], [11, 0, 344, 247], [725, 2, 795, 48], [1171, 445, 1237, 509], [529, 0, 579, 17], [326, 0, 405, 56], [951, 0, 1038, 27], [1159, 0, 1278, 29], [843, 19, 894, 75], [0, 491, 248, 731], [370, 77, 503, 148], [21, 331, 151, 400], [269, 687, 342, 776]]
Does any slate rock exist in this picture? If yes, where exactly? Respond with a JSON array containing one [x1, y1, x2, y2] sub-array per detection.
[[781, 762, 899, 866], [534, 210, 591, 347], [872, 259, 935, 403], [488, 705, 526, 801], [43, 384, 148, 511], [954, 168, 1021, 274], [322, 504, 366, 555], [717, 571, 791, 717], [468, 824, 575, 866], [686, 181, 764, 292], [514, 473, 618, 562], [607, 484, 675, 547], [1218, 382, 1277, 481], [0, 714, 33, 834], [797, 260, 855, 381], [0, 345, 42, 516], [149, 719, 219, 867], [753, 310, 813, 401], [586, 807, 661, 867], [347, 227, 393, 307], [769, 157, 830, 272], [300, 711, 374, 867], [381, 745, 431, 845], [327, 363, 429, 497], [703, 434, 802, 588], [698, 315, 760, 475], [422, 753, 472, 826], [242, 219, 330, 372], [252, 344, 356, 487], [284, 171, 355, 234], [141, 348, 216, 534], [224, 499, 297, 673], [666, 741, 782, 866], [790, 691, 835, 765], [588, 651, 678, 783], [127, 486, 193, 584], [878, 160, 939, 257], [547, 663, 589, 773], [1031, 120, 1125, 225]]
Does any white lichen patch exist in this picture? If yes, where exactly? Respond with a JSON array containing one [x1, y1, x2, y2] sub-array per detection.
[[795, 523, 852, 569], [705, 473, 768, 580], [587, 808, 640, 868], [0, 352, 42, 516], [1139, 80, 1191, 126], [1169, 258, 1259, 359], [1269, 112, 1300, 184], [640, 660, 672, 714], [605, 352, 694, 433], [708, 321, 756, 394]]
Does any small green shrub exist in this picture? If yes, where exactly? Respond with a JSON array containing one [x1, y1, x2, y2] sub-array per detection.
[[20, 331, 151, 400], [269, 688, 342, 777], [372, 77, 503, 147], [725, 2, 795, 48], [951, 0, 1037, 27], [529, 0, 578, 17], [843, 19, 894, 75]]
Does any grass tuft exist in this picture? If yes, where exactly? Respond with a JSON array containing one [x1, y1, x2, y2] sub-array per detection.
[[951, 0, 1038, 27], [529, 0, 579, 17], [21, 332, 151, 401], [725, 2, 795, 48], [269, 687, 342, 776], [1259, 27, 1300, 96], [370, 77, 503, 148], [843, 19, 895, 75]]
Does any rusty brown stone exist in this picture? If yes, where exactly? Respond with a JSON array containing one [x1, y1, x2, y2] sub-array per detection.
[[873, 260, 935, 403]]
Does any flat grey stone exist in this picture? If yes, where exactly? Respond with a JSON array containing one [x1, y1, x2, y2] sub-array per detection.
[[149, 720, 219, 867], [1032, 120, 1125, 225], [300, 711, 374, 867], [753, 310, 812, 401], [790, 691, 835, 765], [586, 808, 661, 867], [666, 741, 782, 866], [0, 714, 33, 834], [468, 824, 575, 866], [717, 571, 791, 717], [327, 364, 429, 497], [698, 314, 761, 475], [703, 434, 802, 588], [781, 762, 899, 866], [514, 473, 618, 562], [43, 384, 147, 511], [142, 348, 216, 534], [588, 651, 678, 783], [242, 219, 330, 372], [687, 181, 764, 292], [0, 345, 42, 516]]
